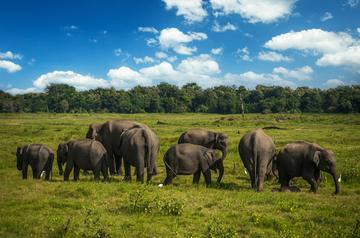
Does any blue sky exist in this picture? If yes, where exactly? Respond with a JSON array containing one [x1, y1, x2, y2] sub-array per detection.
[[0, 0, 359, 94]]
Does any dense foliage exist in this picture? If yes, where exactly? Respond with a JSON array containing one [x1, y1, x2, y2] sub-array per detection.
[[1, 83, 359, 113]]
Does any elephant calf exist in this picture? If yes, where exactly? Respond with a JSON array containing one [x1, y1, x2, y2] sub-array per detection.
[[276, 141, 340, 194], [178, 129, 228, 183], [238, 129, 276, 191], [16, 144, 54, 180], [162, 143, 223, 186], [57, 139, 109, 182]]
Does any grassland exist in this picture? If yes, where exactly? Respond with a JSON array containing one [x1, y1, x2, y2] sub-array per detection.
[[0, 113, 359, 238]]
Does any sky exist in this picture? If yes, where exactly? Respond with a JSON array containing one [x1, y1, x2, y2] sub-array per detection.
[[0, 0, 359, 94]]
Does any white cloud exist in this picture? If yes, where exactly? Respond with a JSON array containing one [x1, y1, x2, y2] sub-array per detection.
[[0, 60, 22, 73], [159, 28, 207, 55], [33, 71, 109, 90], [146, 38, 157, 47], [64, 25, 78, 30], [357, 27, 360, 34], [321, 12, 333, 22], [237, 47, 252, 61], [133, 56, 156, 64], [316, 46, 360, 68], [211, 47, 223, 55], [108, 66, 152, 90], [325, 79, 345, 88], [138, 27, 159, 34], [6, 87, 39, 95], [273, 66, 313, 81], [114, 48, 123, 56], [177, 54, 220, 75], [89, 38, 98, 43], [346, 0, 359, 7], [167, 56, 178, 62], [163, 0, 207, 22], [258, 51, 292, 62], [264, 29, 360, 70], [0, 51, 22, 60], [210, 0, 296, 24], [155, 52, 168, 59], [264, 29, 356, 54], [212, 21, 237, 32], [224, 71, 296, 88]]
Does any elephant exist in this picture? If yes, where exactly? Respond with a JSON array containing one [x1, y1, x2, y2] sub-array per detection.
[[16, 144, 54, 180], [238, 129, 276, 191], [118, 127, 159, 183], [86, 120, 150, 175], [178, 129, 228, 183], [57, 139, 109, 182], [162, 143, 223, 186], [276, 141, 340, 194]]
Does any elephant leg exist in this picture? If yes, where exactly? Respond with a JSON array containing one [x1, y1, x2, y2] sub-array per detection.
[[248, 169, 256, 189], [193, 170, 201, 184], [303, 176, 318, 193], [136, 167, 144, 183], [314, 168, 321, 185], [279, 174, 291, 192], [64, 160, 74, 181], [73, 165, 80, 181], [93, 168, 101, 182], [203, 170, 212, 187], [163, 172, 174, 185], [101, 162, 109, 182], [22, 161, 28, 179], [115, 154, 123, 176], [32, 167, 39, 179], [257, 163, 267, 192], [45, 163, 51, 180], [107, 149, 116, 175], [123, 159, 131, 181]]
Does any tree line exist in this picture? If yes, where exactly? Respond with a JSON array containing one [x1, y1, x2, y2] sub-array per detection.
[[0, 83, 359, 113]]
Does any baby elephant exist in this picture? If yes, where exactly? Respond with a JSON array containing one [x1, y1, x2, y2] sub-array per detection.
[[16, 144, 54, 180], [276, 141, 340, 194], [57, 139, 109, 182], [162, 143, 223, 186]]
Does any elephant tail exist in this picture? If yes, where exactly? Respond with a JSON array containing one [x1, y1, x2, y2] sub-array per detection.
[[177, 132, 186, 144], [49, 152, 54, 181], [271, 154, 278, 179], [251, 135, 258, 190], [142, 129, 152, 175]]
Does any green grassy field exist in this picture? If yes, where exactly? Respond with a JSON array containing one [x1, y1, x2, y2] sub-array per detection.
[[0, 113, 359, 238]]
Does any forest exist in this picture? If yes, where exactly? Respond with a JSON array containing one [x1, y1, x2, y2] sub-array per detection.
[[1, 83, 359, 113]]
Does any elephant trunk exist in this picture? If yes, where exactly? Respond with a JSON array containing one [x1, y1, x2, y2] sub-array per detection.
[[221, 147, 227, 160], [330, 167, 340, 195], [216, 161, 224, 183], [16, 157, 22, 171], [57, 159, 63, 176]]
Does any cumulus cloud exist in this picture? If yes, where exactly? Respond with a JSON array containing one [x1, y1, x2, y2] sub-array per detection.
[[346, 0, 359, 7], [212, 21, 237, 32], [223, 71, 296, 88], [177, 54, 220, 75], [138, 27, 159, 34], [163, 0, 207, 22], [6, 87, 39, 95], [155, 52, 168, 59], [146, 38, 158, 47], [33, 71, 109, 90], [324, 79, 345, 88], [258, 51, 292, 62], [0, 60, 22, 73], [211, 48, 223, 55], [133, 56, 156, 64], [237, 47, 252, 61], [210, 0, 296, 24], [264, 28, 360, 70], [159, 28, 207, 55], [321, 12, 333, 22], [273, 66, 313, 81], [0, 51, 22, 60]]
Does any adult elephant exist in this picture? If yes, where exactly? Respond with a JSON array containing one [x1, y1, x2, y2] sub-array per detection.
[[178, 129, 228, 183], [16, 144, 54, 180], [118, 127, 159, 183], [276, 141, 340, 194], [162, 143, 223, 187], [57, 139, 109, 182], [238, 129, 276, 191], [86, 120, 149, 175]]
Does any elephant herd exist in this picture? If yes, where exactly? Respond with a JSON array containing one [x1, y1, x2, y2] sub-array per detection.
[[15, 119, 340, 194]]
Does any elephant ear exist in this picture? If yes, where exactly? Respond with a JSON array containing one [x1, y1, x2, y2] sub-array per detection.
[[16, 146, 23, 156], [313, 150, 321, 166], [200, 151, 218, 173]]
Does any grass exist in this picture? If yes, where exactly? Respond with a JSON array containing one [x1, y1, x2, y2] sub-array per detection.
[[0, 113, 359, 237]]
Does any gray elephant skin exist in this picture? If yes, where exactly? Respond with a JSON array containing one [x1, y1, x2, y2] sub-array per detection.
[[238, 129, 276, 191], [162, 143, 223, 186], [276, 141, 340, 194], [57, 139, 109, 182], [118, 127, 159, 183], [178, 129, 228, 183], [16, 144, 54, 180], [86, 120, 151, 175]]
